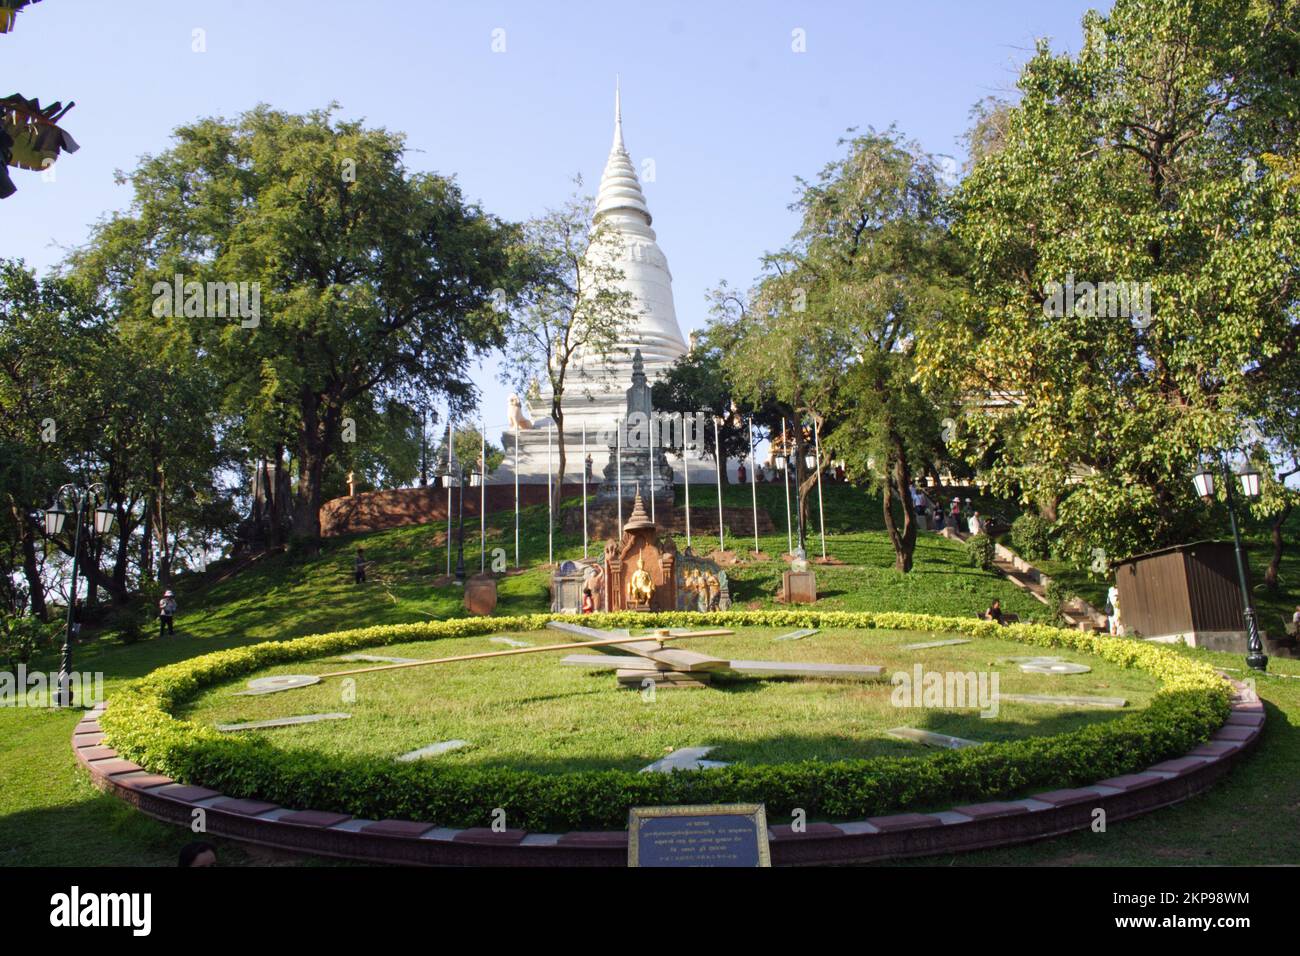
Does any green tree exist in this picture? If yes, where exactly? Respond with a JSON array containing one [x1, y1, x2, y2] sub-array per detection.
[[499, 185, 636, 512], [84, 106, 519, 548], [918, 0, 1300, 564]]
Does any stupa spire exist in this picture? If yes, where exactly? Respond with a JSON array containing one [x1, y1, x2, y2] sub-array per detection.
[[614, 74, 623, 149], [595, 78, 651, 226]]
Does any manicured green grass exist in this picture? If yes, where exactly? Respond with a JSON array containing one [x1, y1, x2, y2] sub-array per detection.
[[180, 627, 1158, 772], [2, 481, 1298, 865]]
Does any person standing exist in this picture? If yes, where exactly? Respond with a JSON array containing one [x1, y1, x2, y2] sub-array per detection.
[[581, 588, 595, 614], [1106, 584, 1122, 636], [354, 548, 368, 584], [158, 590, 177, 638]]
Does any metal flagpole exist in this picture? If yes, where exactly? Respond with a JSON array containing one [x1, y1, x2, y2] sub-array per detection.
[[714, 416, 725, 551], [749, 416, 759, 553], [446, 418, 453, 576], [682, 412, 691, 549], [782, 419, 793, 555], [513, 422, 520, 569], [547, 421, 554, 565], [813, 417, 827, 560], [616, 417, 623, 531], [649, 412, 656, 525], [480, 415, 486, 573], [581, 422, 588, 559]]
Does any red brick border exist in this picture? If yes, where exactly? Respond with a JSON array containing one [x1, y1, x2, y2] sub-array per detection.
[[74, 674, 1263, 866]]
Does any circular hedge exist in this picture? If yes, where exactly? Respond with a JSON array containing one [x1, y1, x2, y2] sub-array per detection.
[[99, 610, 1231, 832]]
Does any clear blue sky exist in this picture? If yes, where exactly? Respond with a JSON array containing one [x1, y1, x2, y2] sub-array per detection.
[[3, 0, 1105, 435]]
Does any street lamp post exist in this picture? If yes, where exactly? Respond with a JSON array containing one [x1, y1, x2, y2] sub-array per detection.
[[442, 466, 484, 584], [1193, 462, 1267, 672], [44, 483, 114, 708]]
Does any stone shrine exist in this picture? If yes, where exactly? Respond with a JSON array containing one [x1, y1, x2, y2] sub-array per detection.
[[603, 490, 676, 612]]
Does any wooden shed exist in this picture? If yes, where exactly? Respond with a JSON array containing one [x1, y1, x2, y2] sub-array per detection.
[[1113, 541, 1249, 651]]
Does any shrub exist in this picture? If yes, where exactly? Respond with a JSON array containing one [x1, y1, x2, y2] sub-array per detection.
[[0, 612, 57, 669], [1043, 580, 1076, 627], [1011, 513, 1054, 561], [965, 534, 995, 571], [98, 610, 1232, 832]]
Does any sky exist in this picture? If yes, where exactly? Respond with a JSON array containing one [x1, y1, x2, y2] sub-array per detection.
[[2, 0, 1108, 441]]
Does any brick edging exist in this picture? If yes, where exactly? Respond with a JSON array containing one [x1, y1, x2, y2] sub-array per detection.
[[73, 674, 1263, 866]]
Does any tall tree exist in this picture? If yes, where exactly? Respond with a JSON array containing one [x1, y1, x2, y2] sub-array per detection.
[[85, 106, 520, 547], [917, 0, 1300, 563], [719, 130, 957, 570], [499, 187, 635, 513]]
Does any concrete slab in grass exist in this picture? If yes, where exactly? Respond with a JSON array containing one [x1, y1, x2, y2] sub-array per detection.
[[216, 713, 351, 732], [397, 740, 469, 762]]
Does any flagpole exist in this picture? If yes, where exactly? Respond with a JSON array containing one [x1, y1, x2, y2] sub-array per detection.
[[682, 412, 691, 549], [547, 421, 554, 565], [513, 421, 520, 569], [782, 419, 793, 556], [714, 416, 725, 552], [446, 418, 453, 576], [749, 415, 759, 554], [813, 417, 827, 560], [581, 421, 588, 559], [480, 415, 486, 574], [649, 412, 657, 525]]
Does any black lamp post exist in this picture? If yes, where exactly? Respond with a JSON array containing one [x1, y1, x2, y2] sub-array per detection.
[[1193, 461, 1266, 672], [442, 466, 483, 583], [44, 483, 114, 707]]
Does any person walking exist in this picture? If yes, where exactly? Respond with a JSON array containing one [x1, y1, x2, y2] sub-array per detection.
[[158, 590, 177, 638]]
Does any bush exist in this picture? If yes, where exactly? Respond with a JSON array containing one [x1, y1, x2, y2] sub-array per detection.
[[1011, 513, 1054, 561], [965, 534, 995, 571], [0, 612, 57, 669], [99, 610, 1231, 832], [1044, 580, 1075, 626]]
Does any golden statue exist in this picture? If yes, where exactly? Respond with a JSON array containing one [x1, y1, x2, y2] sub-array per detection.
[[628, 554, 655, 606]]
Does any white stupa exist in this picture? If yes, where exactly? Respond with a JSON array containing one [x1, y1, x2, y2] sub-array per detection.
[[501, 82, 690, 480]]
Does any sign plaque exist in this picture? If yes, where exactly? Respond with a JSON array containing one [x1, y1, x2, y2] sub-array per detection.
[[628, 803, 770, 867]]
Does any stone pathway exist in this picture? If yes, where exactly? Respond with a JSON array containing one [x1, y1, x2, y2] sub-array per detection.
[[940, 527, 1107, 632], [902, 638, 971, 651], [335, 653, 422, 664], [489, 637, 532, 648]]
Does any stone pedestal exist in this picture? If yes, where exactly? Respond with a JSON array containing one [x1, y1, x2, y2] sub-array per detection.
[[464, 575, 498, 615], [783, 570, 817, 604]]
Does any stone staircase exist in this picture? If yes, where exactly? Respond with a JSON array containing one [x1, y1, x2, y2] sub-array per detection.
[[940, 527, 1107, 632]]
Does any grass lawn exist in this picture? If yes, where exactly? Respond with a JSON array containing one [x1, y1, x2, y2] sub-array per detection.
[[2, 482, 1298, 866], [180, 627, 1158, 773]]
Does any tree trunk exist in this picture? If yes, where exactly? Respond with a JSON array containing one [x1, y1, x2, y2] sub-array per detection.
[[1264, 503, 1292, 593], [551, 400, 566, 519], [12, 503, 47, 620], [292, 389, 339, 548], [139, 504, 154, 582], [885, 429, 917, 573], [270, 445, 287, 548]]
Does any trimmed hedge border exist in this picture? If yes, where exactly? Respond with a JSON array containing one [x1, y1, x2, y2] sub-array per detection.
[[96, 611, 1232, 833]]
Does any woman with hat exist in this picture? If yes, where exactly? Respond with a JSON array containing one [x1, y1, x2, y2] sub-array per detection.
[[159, 590, 177, 638]]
